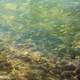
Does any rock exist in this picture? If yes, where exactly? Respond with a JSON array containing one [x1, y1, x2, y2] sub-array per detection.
[[0, 61, 13, 73], [64, 64, 76, 71], [61, 71, 73, 79], [77, 74, 80, 80]]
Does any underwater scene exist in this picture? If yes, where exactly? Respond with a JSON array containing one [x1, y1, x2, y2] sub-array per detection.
[[0, 0, 80, 80]]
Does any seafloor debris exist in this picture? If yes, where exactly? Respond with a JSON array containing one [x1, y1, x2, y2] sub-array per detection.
[[0, 49, 80, 80]]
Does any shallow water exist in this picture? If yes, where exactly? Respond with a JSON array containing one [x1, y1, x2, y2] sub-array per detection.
[[0, 0, 80, 80]]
